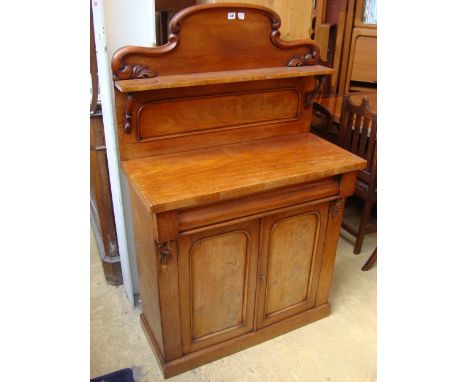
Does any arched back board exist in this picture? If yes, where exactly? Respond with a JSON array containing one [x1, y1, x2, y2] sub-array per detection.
[[112, 3, 334, 160]]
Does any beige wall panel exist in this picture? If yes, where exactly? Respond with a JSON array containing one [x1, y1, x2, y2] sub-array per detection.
[[197, 0, 313, 40]]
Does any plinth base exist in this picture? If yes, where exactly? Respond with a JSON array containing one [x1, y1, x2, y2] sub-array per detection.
[[141, 303, 331, 378]]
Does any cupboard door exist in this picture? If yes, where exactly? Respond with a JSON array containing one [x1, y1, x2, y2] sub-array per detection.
[[178, 220, 260, 353], [256, 203, 329, 329]]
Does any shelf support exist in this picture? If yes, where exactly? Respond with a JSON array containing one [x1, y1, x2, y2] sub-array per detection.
[[124, 94, 134, 134], [158, 241, 174, 265], [304, 75, 327, 109], [113, 63, 156, 81], [332, 199, 344, 217], [287, 51, 319, 67]]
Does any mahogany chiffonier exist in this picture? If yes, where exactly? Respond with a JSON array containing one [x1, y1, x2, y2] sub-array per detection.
[[111, 4, 366, 378]]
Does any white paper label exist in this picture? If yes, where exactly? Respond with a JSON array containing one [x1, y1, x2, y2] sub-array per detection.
[[228, 12, 236, 20], [238, 12, 245, 20]]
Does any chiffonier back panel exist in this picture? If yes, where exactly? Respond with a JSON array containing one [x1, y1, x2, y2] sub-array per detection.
[[114, 77, 317, 160], [112, 4, 324, 160]]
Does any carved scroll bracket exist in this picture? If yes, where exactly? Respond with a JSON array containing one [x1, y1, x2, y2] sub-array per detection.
[[113, 64, 156, 81], [123, 94, 134, 134], [304, 75, 326, 109], [287, 50, 319, 68], [158, 241, 174, 265], [332, 199, 344, 217]]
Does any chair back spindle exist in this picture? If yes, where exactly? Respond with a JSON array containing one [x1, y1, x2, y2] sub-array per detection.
[[338, 95, 377, 254], [339, 96, 377, 186]]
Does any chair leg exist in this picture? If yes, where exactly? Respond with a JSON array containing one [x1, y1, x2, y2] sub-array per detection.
[[353, 197, 374, 254], [362, 248, 377, 271]]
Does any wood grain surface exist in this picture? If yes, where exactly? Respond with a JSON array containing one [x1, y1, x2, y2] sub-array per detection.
[[178, 220, 260, 353], [122, 133, 366, 212], [115, 4, 365, 377], [136, 88, 300, 140], [115, 66, 333, 92], [256, 203, 329, 329], [112, 3, 321, 80]]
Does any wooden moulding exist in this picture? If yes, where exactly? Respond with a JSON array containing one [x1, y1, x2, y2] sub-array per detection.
[[136, 88, 302, 142], [178, 176, 340, 232], [111, 3, 323, 81], [115, 66, 334, 93], [111, 3, 336, 162], [114, 78, 317, 160], [141, 304, 331, 378], [147, 172, 353, 238], [121, 134, 366, 213]]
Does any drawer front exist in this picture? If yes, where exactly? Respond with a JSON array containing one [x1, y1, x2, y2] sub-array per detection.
[[178, 220, 260, 353], [256, 202, 329, 329], [179, 177, 339, 232]]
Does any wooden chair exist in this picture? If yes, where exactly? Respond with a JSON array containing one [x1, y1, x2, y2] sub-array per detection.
[[311, 101, 340, 144], [338, 96, 377, 254], [310, 23, 339, 144], [362, 247, 377, 271]]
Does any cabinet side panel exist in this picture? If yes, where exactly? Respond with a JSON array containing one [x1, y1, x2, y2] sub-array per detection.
[[265, 213, 319, 315], [128, 186, 164, 354]]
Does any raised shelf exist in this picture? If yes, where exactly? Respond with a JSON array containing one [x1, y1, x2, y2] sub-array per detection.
[[115, 65, 334, 93]]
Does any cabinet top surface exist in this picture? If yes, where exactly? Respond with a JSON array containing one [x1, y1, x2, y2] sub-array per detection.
[[122, 134, 366, 213]]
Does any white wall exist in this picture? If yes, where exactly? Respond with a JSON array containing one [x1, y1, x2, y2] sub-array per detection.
[[103, 0, 156, 62], [92, 0, 156, 304]]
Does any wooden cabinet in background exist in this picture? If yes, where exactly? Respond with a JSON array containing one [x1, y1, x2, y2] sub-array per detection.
[[349, 28, 377, 84], [112, 4, 366, 377], [90, 110, 123, 285], [339, 0, 376, 93], [197, 0, 314, 40], [343, 27, 376, 92], [314, 0, 376, 94], [90, 3, 122, 285], [154, 0, 196, 45]]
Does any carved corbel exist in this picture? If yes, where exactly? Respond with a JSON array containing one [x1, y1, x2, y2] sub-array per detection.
[[332, 199, 344, 217], [304, 75, 326, 109], [113, 64, 156, 81], [158, 241, 174, 265], [287, 50, 319, 67], [123, 94, 134, 134]]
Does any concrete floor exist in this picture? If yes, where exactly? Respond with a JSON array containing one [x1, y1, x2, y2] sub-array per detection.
[[91, 205, 376, 382]]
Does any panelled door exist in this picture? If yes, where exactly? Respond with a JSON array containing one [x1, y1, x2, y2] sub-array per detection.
[[178, 219, 260, 353], [256, 202, 330, 329]]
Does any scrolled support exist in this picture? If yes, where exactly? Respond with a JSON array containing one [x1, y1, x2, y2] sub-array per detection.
[[287, 51, 319, 67], [332, 199, 344, 217], [158, 241, 173, 265], [124, 94, 134, 134], [304, 75, 326, 109], [113, 64, 156, 81]]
